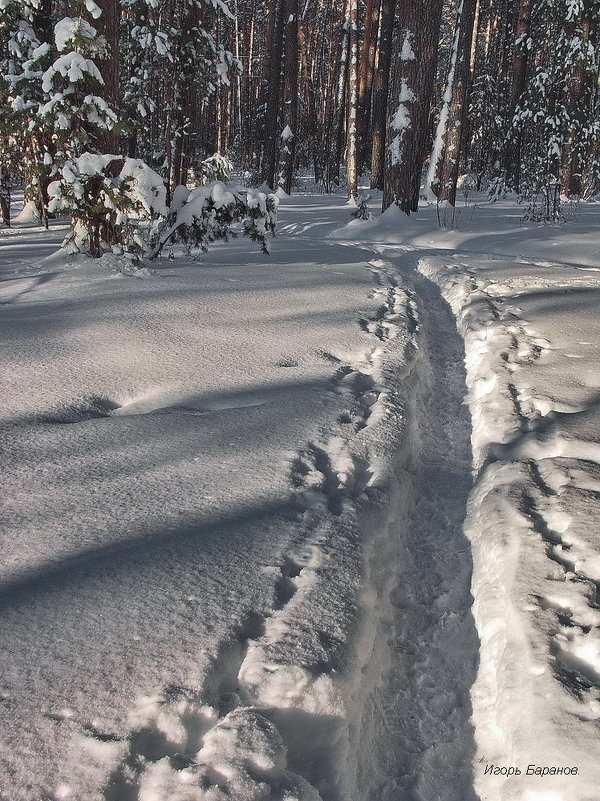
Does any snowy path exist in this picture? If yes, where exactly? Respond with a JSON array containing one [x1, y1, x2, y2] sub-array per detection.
[[358, 262, 478, 801]]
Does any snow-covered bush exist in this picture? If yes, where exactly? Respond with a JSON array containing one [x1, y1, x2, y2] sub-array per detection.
[[148, 181, 278, 258], [522, 177, 565, 225], [197, 153, 233, 184], [351, 192, 373, 220], [47, 161, 277, 261], [47, 153, 167, 257]]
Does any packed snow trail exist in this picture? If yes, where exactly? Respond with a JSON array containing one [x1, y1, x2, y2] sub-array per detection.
[[353, 259, 479, 801]]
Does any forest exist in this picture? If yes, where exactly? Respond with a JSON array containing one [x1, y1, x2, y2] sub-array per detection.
[[0, 0, 598, 258]]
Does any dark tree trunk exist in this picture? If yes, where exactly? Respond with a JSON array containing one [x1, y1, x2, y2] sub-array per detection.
[[370, 0, 396, 189], [95, 0, 120, 154], [438, 0, 479, 205], [562, 11, 597, 197], [383, 0, 444, 212], [261, 0, 287, 187], [358, 0, 380, 173], [0, 166, 10, 226], [277, 0, 299, 193], [503, 0, 532, 189]]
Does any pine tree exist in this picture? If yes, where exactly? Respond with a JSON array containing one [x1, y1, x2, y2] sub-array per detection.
[[437, 0, 479, 205], [383, 0, 444, 212], [370, 0, 396, 189]]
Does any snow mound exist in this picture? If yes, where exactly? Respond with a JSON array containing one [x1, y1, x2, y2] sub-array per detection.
[[12, 200, 42, 224], [420, 254, 600, 801]]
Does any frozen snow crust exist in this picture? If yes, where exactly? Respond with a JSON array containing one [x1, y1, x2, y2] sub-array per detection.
[[2, 191, 600, 800]]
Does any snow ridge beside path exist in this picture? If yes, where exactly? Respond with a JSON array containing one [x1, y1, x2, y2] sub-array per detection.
[[419, 255, 600, 801]]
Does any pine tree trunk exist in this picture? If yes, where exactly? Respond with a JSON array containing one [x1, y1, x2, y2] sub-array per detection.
[[278, 0, 299, 193], [503, 0, 532, 190], [438, 0, 479, 205], [261, 0, 287, 187], [94, 0, 120, 154], [383, 0, 444, 212], [330, 0, 350, 188], [0, 166, 10, 226], [358, 0, 380, 173], [346, 0, 359, 200], [562, 12, 597, 197], [370, 0, 396, 189]]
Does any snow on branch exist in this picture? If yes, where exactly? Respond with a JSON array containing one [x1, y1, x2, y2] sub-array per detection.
[[148, 181, 278, 259], [46, 155, 278, 262]]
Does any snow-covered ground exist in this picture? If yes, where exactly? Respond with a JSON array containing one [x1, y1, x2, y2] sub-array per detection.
[[1, 191, 599, 801]]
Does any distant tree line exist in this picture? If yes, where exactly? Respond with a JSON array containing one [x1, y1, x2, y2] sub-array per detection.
[[1, 0, 598, 230]]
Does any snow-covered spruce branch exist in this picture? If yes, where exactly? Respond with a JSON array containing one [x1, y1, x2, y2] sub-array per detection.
[[47, 153, 167, 258], [147, 181, 278, 259], [47, 154, 278, 260]]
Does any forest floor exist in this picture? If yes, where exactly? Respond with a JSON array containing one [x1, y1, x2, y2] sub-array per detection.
[[1, 191, 599, 801]]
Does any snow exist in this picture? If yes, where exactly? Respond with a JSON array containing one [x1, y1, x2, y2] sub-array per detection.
[[42, 52, 104, 92], [419, 251, 600, 800], [1, 190, 600, 800], [400, 31, 416, 61], [281, 124, 294, 141], [54, 17, 99, 53]]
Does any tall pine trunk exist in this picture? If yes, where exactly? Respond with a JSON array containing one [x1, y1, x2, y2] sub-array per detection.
[[383, 0, 443, 212], [346, 0, 359, 200], [278, 0, 299, 193], [95, 0, 120, 154], [370, 0, 396, 189], [261, 0, 286, 187], [358, 0, 380, 174], [504, 0, 532, 190], [562, 11, 597, 197], [438, 0, 478, 205]]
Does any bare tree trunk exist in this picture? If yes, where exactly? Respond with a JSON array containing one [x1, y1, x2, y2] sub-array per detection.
[[503, 0, 532, 189], [562, 12, 597, 197], [278, 0, 299, 193], [370, 0, 396, 189], [346, 0, 359, 199], [438, 0, 479, 205], [358, 0, 380, 173], [261, 0, 287, 187], [383, 0, 444, 212], [331, 0, 350, 188], [95, 0, 120, 154], [0, 165, 10, 226]]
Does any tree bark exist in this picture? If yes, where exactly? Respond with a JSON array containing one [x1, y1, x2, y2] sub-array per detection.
[[370, 0, 396, 189], [562, 10, 597, 197], [346, 0, 359, 199], [278, 0, 299, 193], [261, 0, 287, 187], [0, 166, 10, 226], [383, 0, 443, 212], [94, 0, 120, 154], [438, 0, 479, 205], [503, 0, 532, 189], [358, 0, 380, 173]]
